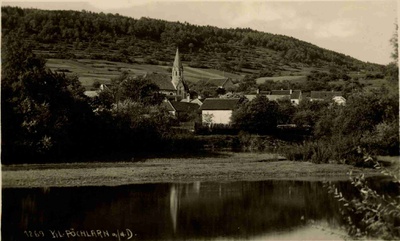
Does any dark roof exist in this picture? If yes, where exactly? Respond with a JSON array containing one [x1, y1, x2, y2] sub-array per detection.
[[170, 101, 199, 113], [161, 101, 175, 112], [259, 91, 271, 95], [200, 98, 240, 110], [291, 90, 302, 99], [206, 78, 230, 87], [310, 91, 343, 99], [271, 90, 291, 95], [270, 90, 301, 99], [143, 73, 175, 91]]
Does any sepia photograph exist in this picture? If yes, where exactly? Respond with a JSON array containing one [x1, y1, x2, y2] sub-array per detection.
[[1, 0, 399, 240]]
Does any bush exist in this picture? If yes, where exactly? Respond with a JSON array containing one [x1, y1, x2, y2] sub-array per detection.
[[325, 156, 400, 239]]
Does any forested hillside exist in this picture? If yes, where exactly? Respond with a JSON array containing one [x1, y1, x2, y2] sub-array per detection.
[[2, 6, 383, 76]]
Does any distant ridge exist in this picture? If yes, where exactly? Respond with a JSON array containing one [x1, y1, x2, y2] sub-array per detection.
[[2, 6, 383, 75]]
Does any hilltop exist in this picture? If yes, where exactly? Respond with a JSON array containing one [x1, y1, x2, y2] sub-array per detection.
[[2, 6, 385, 89]]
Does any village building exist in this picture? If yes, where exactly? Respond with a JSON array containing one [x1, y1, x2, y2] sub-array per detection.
[[181, 98, 203, 106], [205, 77, 235, 90], [246, 89, 302, 105], [162, 100, 199, 120], [142, 48, 189, 100], [200, 98, 240, 125], [266, 90, 302, 105], [310, 91, 346, 105]]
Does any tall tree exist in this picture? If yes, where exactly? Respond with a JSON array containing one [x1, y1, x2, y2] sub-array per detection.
[[232, 95, 279, 134], [2, 34, 92, 163]]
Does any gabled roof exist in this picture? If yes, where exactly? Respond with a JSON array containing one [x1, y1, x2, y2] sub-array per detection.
[[161, 100, 175, 112], [266, 95, 290, 101], [143, 72, 175, 91], [206, 78, 231, 87], [271, 90, 291, 95], [200, 98, 240, 110], [259, 91, 271, 95], [170, 101, 199, 113], [291, 90, 302, 99], [310, 91, 343, 99], [190, 99, 203, 106], [269, 90, 302, 100]]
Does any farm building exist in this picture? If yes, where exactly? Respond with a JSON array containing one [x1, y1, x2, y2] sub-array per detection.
[[162, 100, 199, 120], [266, 90, 302, 105], [200, 98, 240, 125], [310, 91, 345, 105], [246, 89, 302, 105], [205, 77, 235, 90]]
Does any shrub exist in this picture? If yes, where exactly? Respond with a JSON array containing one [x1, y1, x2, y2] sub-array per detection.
[[325, 155, 400, 239], [280, 141, 333, 163]]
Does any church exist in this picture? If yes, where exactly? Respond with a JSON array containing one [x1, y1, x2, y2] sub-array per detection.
[[142, 48, 189, 101]]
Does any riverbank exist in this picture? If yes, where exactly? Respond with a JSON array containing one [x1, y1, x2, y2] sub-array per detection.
[[2, 152, 389, 188]]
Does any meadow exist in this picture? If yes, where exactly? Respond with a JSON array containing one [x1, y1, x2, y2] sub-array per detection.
[[46, 58, 244, 90]]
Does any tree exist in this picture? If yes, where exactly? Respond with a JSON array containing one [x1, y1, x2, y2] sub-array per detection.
[[232, 95, 279, 134], [276, 99, 296, 124], [2, 34, 93, 163], [387, 22, 399, 83], [237, 76, 257, 93]]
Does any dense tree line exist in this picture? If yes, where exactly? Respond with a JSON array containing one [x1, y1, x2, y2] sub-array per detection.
[[2, 6, 383, 74], [1, 36, 194, 164]]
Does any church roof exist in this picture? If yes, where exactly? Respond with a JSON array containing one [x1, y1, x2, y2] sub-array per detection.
[[173, 48, 183, 69], [143, 72, 175, 91]]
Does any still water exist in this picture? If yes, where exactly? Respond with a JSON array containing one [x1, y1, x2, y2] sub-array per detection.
[[2, 180, 397, 241]]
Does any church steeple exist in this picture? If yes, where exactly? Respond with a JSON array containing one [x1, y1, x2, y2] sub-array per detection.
[[172, 48, 183, 88], [173, 48, 183, 70]]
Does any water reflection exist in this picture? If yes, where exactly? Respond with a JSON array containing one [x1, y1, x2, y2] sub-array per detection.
[[2, 180, 397, 240]]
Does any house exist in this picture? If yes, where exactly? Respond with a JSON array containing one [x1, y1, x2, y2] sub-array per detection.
[[248, 89, 302, 105], [181, 98, 203, 106], [266, 90, 302, 105], [200, 98, 240, 125], [205, 78, 235, 90], [310, 91, 346, 105], [162, 100, 199, 120]]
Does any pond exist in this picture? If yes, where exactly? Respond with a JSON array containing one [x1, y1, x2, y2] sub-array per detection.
[[2, 179, 398, 241]]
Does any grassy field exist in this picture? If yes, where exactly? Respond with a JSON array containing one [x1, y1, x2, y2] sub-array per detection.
[[2, 152, 385, 188], [46, 58, 244, 89]]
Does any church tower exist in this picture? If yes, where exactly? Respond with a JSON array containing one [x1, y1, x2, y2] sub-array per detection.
[[171, 48, 187, 99]]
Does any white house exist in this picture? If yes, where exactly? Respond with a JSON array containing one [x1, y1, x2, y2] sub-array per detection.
[[200, 98, 240, 125]]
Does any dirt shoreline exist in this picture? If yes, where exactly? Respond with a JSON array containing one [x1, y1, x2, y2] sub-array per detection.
[[2, 152, 385, 188]]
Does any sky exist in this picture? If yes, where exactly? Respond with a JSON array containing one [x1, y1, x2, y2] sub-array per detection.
[[3, 0, 398, 65]]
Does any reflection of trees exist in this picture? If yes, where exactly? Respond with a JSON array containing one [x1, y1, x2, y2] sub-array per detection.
[[169, 181, 344, 238], [4, 181, 378, 241]]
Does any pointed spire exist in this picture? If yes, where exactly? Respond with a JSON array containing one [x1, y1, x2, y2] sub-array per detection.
[[173, 48, 183, 69]]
